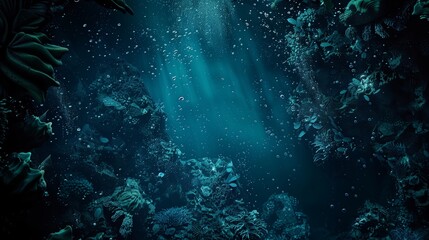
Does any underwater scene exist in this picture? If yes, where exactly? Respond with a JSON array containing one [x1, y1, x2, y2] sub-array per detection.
[[1, 0, 429, 239]]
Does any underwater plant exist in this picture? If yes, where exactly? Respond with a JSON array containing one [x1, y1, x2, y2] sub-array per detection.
[[0, 0, 68, 102], [341, 0, 410, 42], [0, 0, 137, 102], [225, 210, 267, 240], [0, 152, 46, 195], [111, 210, 134, 238], [4, 112, 53, 152], [339, 71, 382, 110], [339, 0, 390, 26], [48, 225, 73, 240], [349, 201, 391, 239], [312, 129, 334, 163], [89, 178, 154, 238], [413, 0, 429, 20], [108, 178, 145, 213]]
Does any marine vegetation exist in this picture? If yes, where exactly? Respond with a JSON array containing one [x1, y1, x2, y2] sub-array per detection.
[[48, 225, 73, 240], [0, 0, 68, 102], [1, 0, 429, 239], [0, 152, 46, 196], [0, 0, 137, 238]]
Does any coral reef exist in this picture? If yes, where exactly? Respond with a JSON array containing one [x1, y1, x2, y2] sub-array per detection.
[[57, 177, 94, 203], [224, 209, 268, 240], [262, 194, 310, 240], [153, 207, 193, 238], [88, 60, 167, 140], [0, 0, 138, 238], [182, 157, 241, 210], [1, 0, 428, 239], [106, 178, 148, 213], [349, 201, 391, 239], [87, 178, 155, 238], [340, 0, 390, 26]]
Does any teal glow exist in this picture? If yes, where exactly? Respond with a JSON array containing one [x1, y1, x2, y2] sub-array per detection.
[[141, 0, 291, 158]]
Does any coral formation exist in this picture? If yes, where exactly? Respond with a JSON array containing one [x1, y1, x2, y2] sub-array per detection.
[[57, 177, 94, 203], [0, 0, 138, 238], [225, 209, 267, 240], [107, 178, 146, 213], [413, 0, 429, 20], [153, 207, 193, 236], [5, 112, 53, 152], [155, 207, 192, 226], [48, 225, 73, 240], [88, 178, 154, 238], [262, 194, 310, 240], [1, 0, 428, 239], [349, 201, 391, 239], [0, 152, 46, 195], [340, 0, 389, 26]]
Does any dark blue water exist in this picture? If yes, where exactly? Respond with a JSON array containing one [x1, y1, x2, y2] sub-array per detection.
[[1, 0, 428, 239]]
